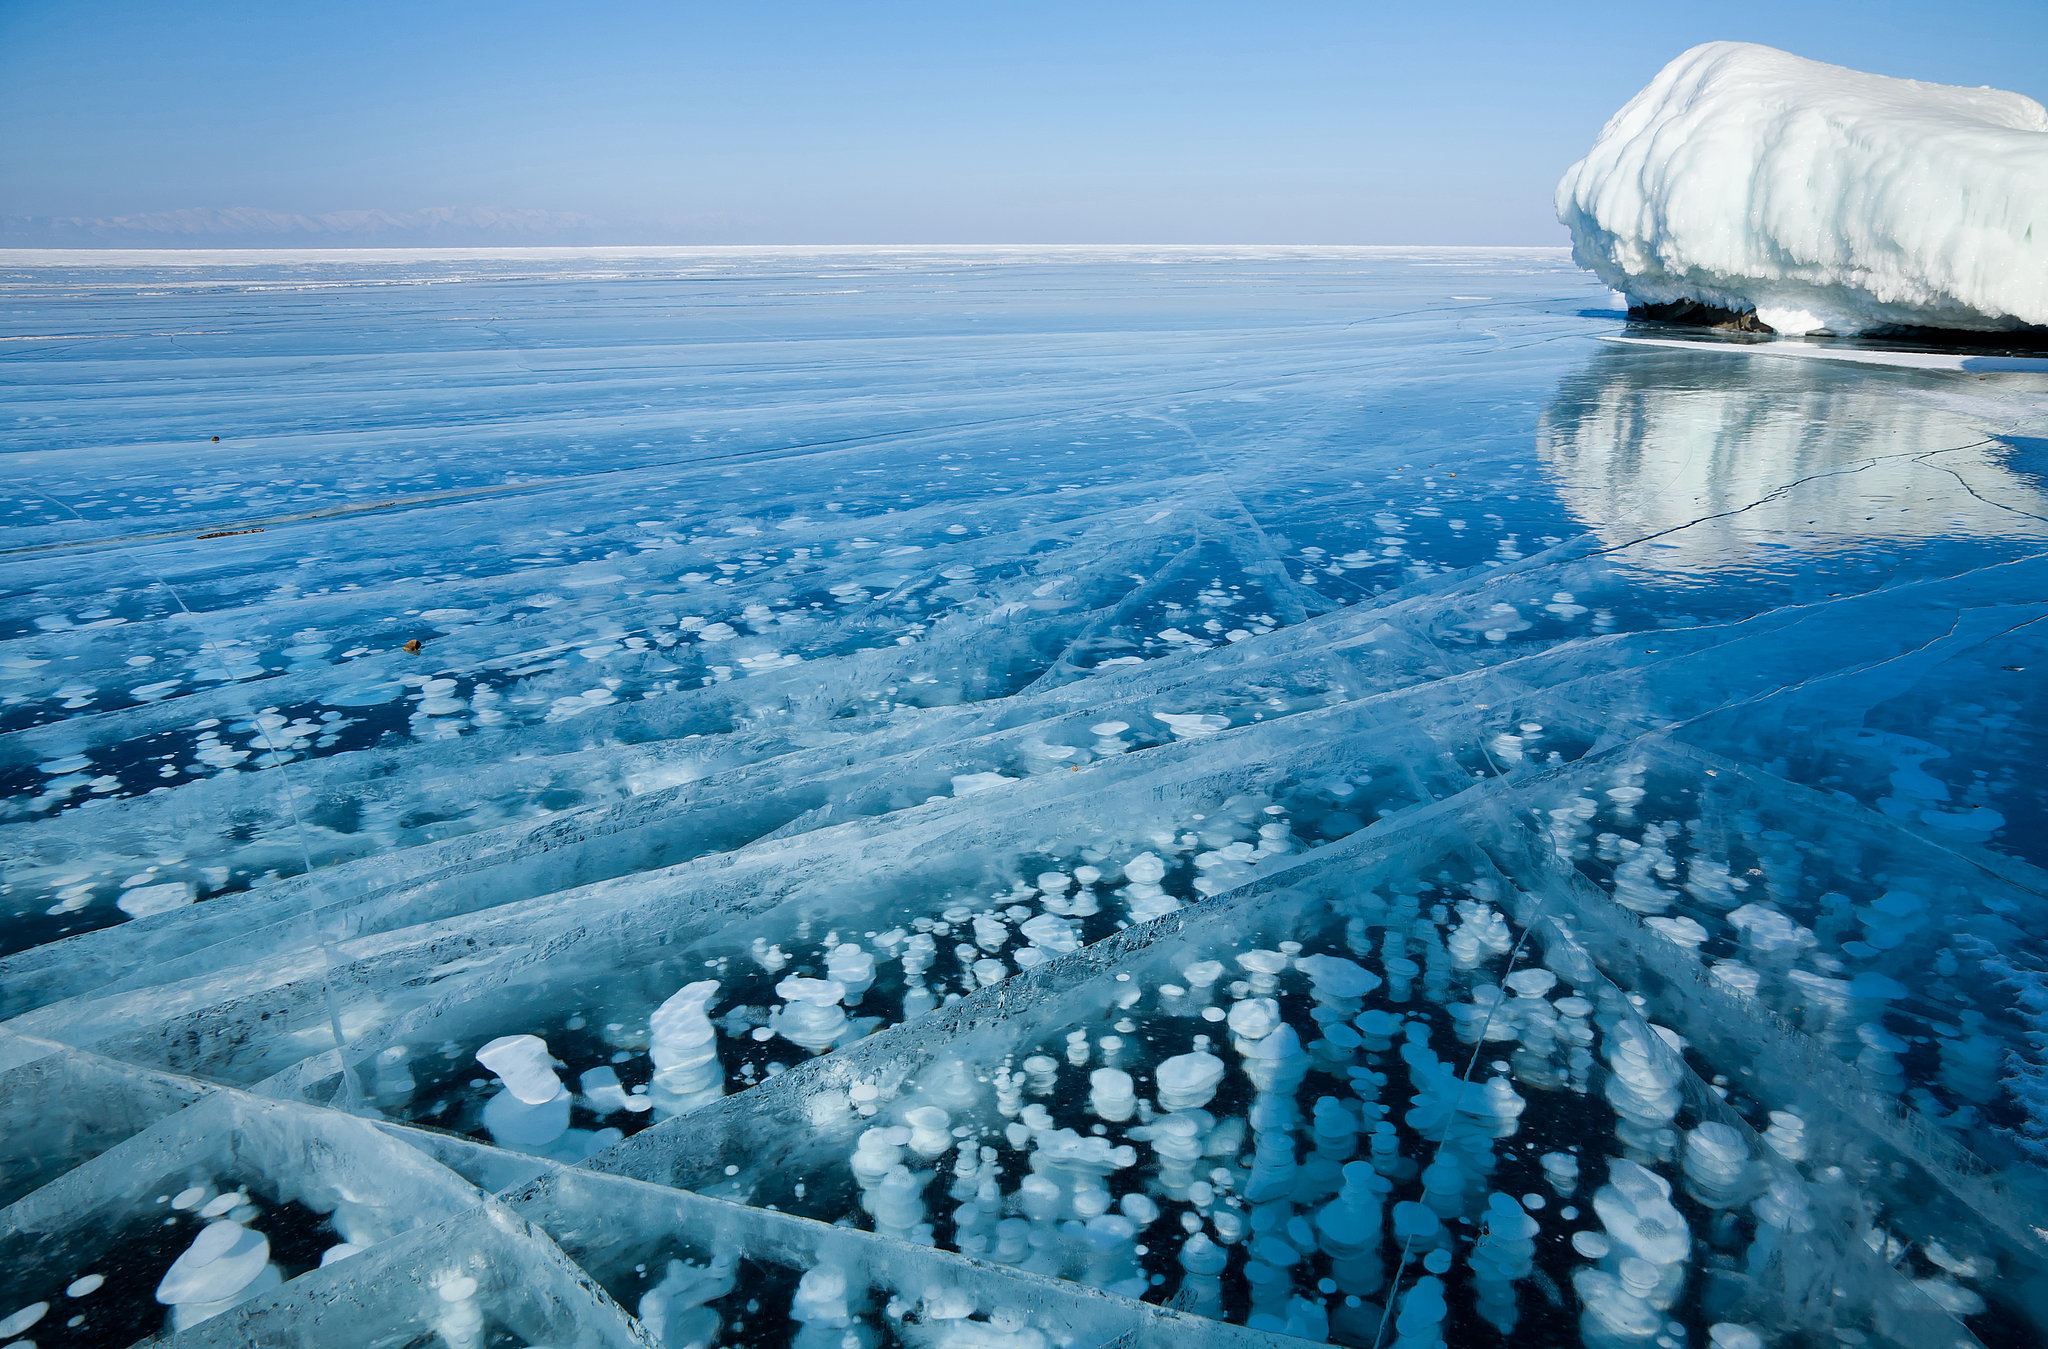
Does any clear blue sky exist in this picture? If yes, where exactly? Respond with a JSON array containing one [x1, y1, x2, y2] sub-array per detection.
[[4, 0, 2045, 246]]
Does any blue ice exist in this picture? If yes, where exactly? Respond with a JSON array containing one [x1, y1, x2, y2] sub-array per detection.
[[2, 248, 2045, 1347]]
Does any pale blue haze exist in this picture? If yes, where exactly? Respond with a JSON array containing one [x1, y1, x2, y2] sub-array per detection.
[[4, 0, 2047, 244]]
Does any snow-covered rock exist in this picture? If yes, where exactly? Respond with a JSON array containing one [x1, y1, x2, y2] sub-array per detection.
[[1557, 42, 2048, 335]]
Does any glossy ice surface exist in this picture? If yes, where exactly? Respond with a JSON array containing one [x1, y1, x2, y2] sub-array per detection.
[[2, 247, 2045, 1348]]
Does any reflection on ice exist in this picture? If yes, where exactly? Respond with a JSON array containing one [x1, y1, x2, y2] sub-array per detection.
[[1538, 343, 2048, 569]]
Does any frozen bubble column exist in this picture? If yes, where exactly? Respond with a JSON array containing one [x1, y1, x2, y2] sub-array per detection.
[[0, 533, 1452, 1026], [12, 650, 1490, 1089], [156, 1218, 283, 1332], [476, 1033, 573, 1149], [648, 980, 725, 1115], [5, 657, 1510, 1118]]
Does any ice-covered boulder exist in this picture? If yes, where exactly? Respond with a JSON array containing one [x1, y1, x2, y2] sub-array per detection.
[[1557, 42, 2048, 335]]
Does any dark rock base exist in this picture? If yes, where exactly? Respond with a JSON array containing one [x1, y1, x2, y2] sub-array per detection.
[[1627, 299, 1774, 332], [1860, 323, 2048, 355], [1626, 298, 2048, 354]]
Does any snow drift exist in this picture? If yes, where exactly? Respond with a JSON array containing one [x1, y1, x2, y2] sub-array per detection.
[[1556, 41, 2048, 336]]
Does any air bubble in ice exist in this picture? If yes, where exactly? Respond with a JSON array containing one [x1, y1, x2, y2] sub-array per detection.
[[1236, 949, 1289, 994], [1123, 852, 1166, 885], [772, 976, 849, 1051], [1471, 1191, 1541, 1332], [1645, 917, 1708, 950], [1707, 1326, 1764, 1349], [1227, 996, 1281, 1045], [476, 1034, 571, 1146], [826, 945, 876, 1002], [1728, 903, 1815, 955], [1575, 1268, 1662, 1348], [1593, 1160, 1690, 1311], [640, 1254, 737, 1349], [0, 1305, 47, 1339], [1391, 1274, 1447, 1349], [373, 1045, 416, 1103], [1296, 953, 1381, 1011], [1760, 1111, 1806, 1161], [1156, 712, 1229, 737], [155, 1220, 281, 1330], [1019, 912, 1079, 955], [903, 1105, 954, 1159]]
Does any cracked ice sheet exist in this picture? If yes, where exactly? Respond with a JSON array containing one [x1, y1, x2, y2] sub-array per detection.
[[3, 248, 2048, 1348]]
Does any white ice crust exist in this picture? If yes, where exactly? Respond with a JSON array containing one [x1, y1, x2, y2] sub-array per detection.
[[1556, 42, 2048, 335]]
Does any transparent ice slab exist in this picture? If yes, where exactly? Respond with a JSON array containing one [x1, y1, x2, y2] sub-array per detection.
[[0, 1081, 483, 1343], [509, 1164, 1282, 1349], [161, 1205, 656, 1349], [4, 655, 1615, 1101], [0, 1042, 205, 1208]]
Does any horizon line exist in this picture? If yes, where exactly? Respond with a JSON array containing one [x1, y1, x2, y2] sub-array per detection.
[[0, 242, 1576, 262]]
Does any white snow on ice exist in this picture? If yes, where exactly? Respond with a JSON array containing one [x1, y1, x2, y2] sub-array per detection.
[[1557, 41, 2048, 335]]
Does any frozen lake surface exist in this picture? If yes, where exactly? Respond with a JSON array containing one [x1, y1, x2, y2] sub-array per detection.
[[2, 247, 2046, 1348]]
